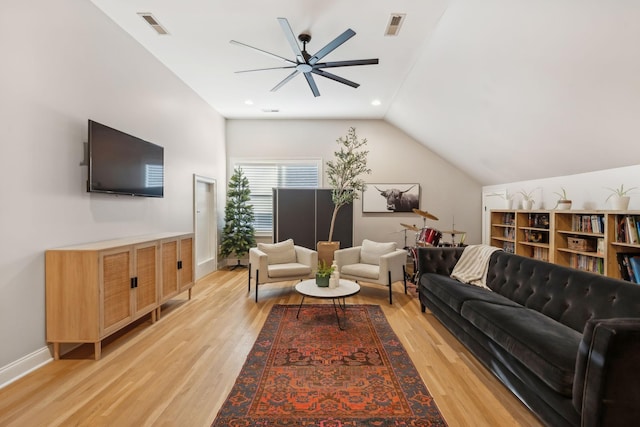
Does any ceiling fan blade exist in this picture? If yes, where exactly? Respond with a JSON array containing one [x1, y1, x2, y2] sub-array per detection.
[[271, 70, 301, 92], [314, 59, 379, 68], [312, 69, 360, 88], [308, 28, 356, 65], [235, 65, 296, 73], [304, 73, 321, 97], [277, 17, 305, 63], [230, 40, 296, 64]]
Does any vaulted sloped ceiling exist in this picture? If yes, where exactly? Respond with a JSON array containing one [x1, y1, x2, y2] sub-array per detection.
[[91, 0, 640, 185]]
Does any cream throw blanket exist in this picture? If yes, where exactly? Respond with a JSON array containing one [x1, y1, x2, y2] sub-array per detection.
[[450, 244, 502, 289]]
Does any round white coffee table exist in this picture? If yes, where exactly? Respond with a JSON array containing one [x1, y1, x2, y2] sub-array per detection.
[[295, 279, 360, 330]]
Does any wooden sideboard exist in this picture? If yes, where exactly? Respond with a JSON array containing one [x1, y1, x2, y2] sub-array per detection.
[[45, 232, 194, 360]]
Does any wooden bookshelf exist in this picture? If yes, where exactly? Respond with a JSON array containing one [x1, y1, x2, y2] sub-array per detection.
[[489, 209, 640, 282]]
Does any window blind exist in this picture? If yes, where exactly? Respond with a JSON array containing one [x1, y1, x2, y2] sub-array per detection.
[[236, 161, 321, 234]]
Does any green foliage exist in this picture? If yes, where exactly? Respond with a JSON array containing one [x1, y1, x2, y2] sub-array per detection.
[[553, 187, 569, 200], [316, 260, 335, 277], [220, 167, 255, 263], [605, 184, 638, 201], [326, 127, 371, 241]]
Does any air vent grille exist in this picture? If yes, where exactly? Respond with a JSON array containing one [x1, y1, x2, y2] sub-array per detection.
[[385, 13, 406, 36], [138, 13, 169, 35]]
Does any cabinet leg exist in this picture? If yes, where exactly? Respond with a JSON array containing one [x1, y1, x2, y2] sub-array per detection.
[[156, 307, 161, 321], [151, 308, 157, 323], [53, 343, 60, 360], [188, 288, 192, 300], [94, 342, 101, 360]]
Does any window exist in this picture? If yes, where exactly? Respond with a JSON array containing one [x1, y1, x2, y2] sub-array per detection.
[[235, 160, 321, 234]]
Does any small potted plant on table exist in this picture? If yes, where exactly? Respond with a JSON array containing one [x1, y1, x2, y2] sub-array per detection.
[[315, 260, 334, 287]]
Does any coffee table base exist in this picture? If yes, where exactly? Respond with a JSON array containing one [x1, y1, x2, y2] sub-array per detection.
[[294, 279, 360, 330], [296, 296, 350, 330]]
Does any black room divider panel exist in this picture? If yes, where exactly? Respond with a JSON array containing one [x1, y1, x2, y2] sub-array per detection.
[[272, 188, 353, 250]]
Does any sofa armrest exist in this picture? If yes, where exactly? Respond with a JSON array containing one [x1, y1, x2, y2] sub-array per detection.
[[416, 247, 464, 276], [294, 245, 318, 271], [334, 246, 362, 269], [379, 249, 408, 283], [574, 318, 640, 427]]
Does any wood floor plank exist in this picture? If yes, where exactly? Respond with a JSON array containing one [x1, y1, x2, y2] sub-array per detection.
[[0, 270, 542, 426]]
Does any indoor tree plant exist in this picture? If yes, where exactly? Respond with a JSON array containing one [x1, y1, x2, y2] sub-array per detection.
[[605, 184, 638, 210], [220, 167, 256, 269], [320, 127, 371, 263]]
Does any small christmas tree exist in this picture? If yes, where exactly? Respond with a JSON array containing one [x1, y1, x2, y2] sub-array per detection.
[[220, 167, 256, 269]]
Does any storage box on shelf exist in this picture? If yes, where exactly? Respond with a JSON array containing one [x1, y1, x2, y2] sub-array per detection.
[[46, 232, 194, 360]]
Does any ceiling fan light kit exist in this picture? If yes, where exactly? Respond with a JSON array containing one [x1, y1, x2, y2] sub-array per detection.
[[230, 17, 379, 97]]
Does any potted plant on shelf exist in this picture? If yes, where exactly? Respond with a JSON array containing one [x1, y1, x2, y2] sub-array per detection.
[[320, 127, 371, 264], [487, 191, 515, 209], [553, 188, 572, 210], [518, 189, 536, 210], [605, 184, 638, 210], [315, 260, 334, 287]]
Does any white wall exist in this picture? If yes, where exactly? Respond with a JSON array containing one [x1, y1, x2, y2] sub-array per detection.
[[0, 0, 226, 381], [226, 119, 482, 250], [483, 165, 640, 211]]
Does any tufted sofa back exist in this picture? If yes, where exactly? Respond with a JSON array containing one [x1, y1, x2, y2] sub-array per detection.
[[486, 251, 640, 333]]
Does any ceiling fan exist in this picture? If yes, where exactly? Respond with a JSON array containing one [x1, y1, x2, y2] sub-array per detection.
[[230, 17, 379, 97]]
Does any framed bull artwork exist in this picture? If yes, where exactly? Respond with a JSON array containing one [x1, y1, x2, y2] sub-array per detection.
[[362, 183, 420, 213]]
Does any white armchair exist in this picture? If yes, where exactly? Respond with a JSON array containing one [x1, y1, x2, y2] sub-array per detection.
[[248, 239, 318, 302], [334, 239, 407, 304]]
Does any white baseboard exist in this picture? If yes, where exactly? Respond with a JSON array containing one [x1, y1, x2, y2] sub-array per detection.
[[0, 346, 52, 389]]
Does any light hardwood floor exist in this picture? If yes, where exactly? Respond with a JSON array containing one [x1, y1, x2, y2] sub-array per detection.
[[0, 269, 542, 427]]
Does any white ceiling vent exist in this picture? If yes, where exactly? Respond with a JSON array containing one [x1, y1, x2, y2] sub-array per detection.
[[138, 13, 169, 35], [385, 13, 406, 36]]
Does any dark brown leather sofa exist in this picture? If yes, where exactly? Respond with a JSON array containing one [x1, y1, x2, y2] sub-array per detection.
[[417, 247, 640, 427]]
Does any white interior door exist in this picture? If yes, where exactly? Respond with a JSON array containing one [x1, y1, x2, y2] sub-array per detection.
[[194, 175, 217, 279], [482, 190, 507, 245]]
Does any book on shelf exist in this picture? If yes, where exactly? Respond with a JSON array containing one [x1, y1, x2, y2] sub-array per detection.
[[625, 216, 639, 244], [630, 256, 640, 284], [615, 252, 640, 283], [569, 253, 604, 275]]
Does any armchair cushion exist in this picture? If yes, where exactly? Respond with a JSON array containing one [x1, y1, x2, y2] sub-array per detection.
[[257, 238, 296, 264], [361, 239, 397, 265], [268, 262, 312, 278], [341, 263, 379, 280]]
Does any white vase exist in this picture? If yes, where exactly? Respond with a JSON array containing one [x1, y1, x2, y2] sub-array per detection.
[[610, 196, 630, 210], [522, 200, 533, 210], [556, 200, 572, 210]]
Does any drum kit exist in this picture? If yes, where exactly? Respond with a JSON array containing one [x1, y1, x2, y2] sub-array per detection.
[[401, 208, 467, 284]]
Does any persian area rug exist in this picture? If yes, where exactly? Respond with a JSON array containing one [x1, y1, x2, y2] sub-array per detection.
[[212, 304, 447, 426]]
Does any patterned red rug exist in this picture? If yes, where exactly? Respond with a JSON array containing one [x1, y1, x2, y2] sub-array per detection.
[[212, 304, 447, 426]]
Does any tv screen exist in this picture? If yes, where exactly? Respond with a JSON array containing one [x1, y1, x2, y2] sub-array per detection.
[[88, 120, 164, 197]]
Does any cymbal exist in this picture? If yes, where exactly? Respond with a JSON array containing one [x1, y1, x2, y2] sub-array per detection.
[[441, 229, 466, 235], [400, 223, 420, 232], [412, 208, 439, 221]]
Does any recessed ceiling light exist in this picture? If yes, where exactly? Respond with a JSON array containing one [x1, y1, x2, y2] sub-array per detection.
[[371, 99, 382, 106], [244, 100, 254, 105]]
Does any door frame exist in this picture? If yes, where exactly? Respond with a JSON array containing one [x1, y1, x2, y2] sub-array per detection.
[[193, 174, 218, 279]]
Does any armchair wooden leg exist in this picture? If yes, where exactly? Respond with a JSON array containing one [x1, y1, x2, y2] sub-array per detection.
[[388, 271, 393, 305]]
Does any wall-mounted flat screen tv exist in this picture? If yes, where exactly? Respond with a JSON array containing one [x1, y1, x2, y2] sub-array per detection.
[[87, 120, 164, 197]]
